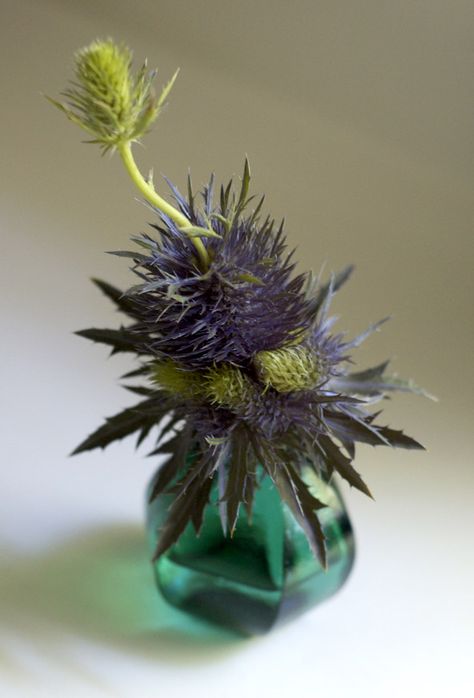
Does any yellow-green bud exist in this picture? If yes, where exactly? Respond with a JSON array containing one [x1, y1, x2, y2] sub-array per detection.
[[151, 360, 202, 398], [204, 364, 254, 408], [151, 360, 255, 409], [48, 38, 178, 152], [254, 345, 319, 393]]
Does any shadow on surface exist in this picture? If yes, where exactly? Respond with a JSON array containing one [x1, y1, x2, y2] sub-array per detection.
[[0, 525, 244, 667]]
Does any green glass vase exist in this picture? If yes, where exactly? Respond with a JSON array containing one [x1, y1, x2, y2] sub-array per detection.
[[146, 461, 355, 636]]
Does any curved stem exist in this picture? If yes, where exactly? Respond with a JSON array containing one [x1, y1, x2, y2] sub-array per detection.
[[118, 141, 209, 269]]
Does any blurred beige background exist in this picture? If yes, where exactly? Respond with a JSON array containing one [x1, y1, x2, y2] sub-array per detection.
[[1, 1, 473, 696]]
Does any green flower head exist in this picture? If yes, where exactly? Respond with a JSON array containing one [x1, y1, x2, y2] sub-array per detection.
[[48, 38, 178, 152], [255, 345, 320, 393]]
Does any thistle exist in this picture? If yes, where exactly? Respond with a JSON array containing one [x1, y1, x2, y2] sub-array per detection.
[[51, 39, 430, 568]]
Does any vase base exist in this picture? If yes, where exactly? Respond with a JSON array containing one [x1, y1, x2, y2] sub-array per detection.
[[147, 469, 355, 636]]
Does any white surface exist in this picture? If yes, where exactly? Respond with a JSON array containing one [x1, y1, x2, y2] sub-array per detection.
[[1, 1, 473, 696]]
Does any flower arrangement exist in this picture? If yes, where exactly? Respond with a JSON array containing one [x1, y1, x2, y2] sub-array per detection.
[[50, 39, 427, 570]]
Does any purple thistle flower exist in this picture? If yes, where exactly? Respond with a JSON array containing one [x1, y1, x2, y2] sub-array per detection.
[[117, 173, 311, 368], [74, 163, 427, 567]]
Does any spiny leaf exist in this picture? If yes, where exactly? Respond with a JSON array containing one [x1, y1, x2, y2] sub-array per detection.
[[106, 250, 149, 262], [375, 375, 437, 400], [318, 435, 373, 499], [147, 426, 193, 502], [136, 423, 154, 447], [307, 265, 354, 321], [152, 456, 213, 559], [377, 426, 425, 450], [325, 411, 388, 449], [235, 157, 251, 217], [72, 396, 167, 454], [121, 365, 149, 379], [330, 364, 435, 400], [220, 179, 234, 218], [223, 435, 249, 536], [190, 476, 214, 533], [271, 459, 327, 568], [186, 172, 196, 219], [313, 394, 363, 406], [249, 195, 265, 227], [243, 470, 256, 522], [151, 414, 186, 452], [75, 327, 146, 355], [326, 411, 424, 451], [347, 317, 390, 349], [123, 384, 154, 396], [129, 235, 159, 251], [92, 278, 139, 317], [344, 361, 391, 383], [217, 458, 228, 535]]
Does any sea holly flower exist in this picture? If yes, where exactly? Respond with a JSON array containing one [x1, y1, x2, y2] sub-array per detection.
[[50, 39, 430, 569], [111, 175, 312, 368]]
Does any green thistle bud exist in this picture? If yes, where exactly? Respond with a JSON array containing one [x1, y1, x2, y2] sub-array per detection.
[[151, 360, 202, 399], [48, 38, 178, 152], [254, 345, 319, 393], [151, 360, 257, 410], [204, 364, 254, 408]]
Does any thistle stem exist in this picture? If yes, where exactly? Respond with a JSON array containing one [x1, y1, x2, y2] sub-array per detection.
[[118, 141, 209, 269]]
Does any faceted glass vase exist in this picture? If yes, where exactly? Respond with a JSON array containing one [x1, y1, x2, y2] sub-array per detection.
[[146, 461, 355, 636]]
